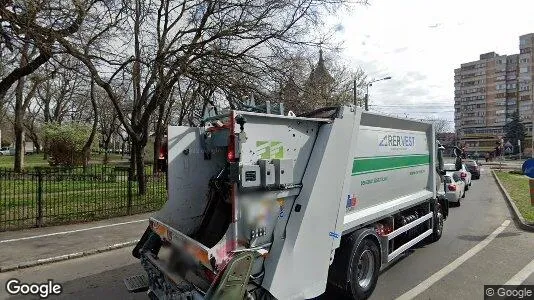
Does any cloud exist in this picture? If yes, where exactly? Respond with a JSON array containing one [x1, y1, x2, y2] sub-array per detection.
[[405, 71, 427, 81], [400, 86, 430, 97], [393, 47, 408, 53]]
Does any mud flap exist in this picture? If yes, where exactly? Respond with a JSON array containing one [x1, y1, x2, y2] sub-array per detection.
[[437, 196, 448, 219], [204, 252, 255, 300], [132, 226, 162, 259]]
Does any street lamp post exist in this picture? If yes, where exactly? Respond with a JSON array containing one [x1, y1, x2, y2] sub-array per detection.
[[364, 76, 392, 111]]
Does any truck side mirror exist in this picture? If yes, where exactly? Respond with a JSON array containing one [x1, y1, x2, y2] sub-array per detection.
[[453, 147, 463, 171], [437, 148, 444, 171], [455, 157, 462, 171]]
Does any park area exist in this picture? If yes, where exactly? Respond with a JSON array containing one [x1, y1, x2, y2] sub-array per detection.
[[494, 171, 534, 223], [0, 155, 166, 231]]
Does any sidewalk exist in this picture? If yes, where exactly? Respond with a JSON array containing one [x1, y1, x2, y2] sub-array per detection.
[[0, 213, 152, 272]]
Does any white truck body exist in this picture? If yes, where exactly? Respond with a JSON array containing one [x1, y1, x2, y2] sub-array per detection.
[[129, 106, 457, 300]]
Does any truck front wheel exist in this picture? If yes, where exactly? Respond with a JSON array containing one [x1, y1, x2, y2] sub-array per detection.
[[427, 202, 444, 243]]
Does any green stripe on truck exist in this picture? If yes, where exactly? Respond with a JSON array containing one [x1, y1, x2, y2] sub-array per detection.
[[352, 154, 430, 176]]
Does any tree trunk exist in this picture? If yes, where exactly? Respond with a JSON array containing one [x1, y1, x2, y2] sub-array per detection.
[[130, 139, 137, 179], [133, 141, 146, 195], [34, 140, 40, 154], [153, 102, 165, 174], [14, 78, 25, 172], [121, 141, 126, 159], [13, 123, 24, 172], [82, 79, 98, 170], [103, 134, 112, 165]]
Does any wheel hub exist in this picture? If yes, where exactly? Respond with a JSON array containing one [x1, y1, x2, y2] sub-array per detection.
[[356, 249, 374, 290]]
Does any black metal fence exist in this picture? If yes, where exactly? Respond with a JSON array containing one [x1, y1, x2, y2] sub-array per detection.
[[0, 165, 167, 231]]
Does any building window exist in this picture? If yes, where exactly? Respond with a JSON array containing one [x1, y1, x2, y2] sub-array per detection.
[[520, 67, 529, 73]]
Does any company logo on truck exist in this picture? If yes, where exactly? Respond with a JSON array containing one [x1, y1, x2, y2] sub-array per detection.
[[379, 134, 415, 148]]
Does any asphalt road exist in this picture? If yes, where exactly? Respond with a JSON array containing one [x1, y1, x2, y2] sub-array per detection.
[[1, 167, 533, 300]]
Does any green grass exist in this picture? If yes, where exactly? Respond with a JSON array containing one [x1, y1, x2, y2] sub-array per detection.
[[0, 155, 49, 168], [0, 153, 129, 169], [495, 171, 534, 223], [0, 165, 166, 231]]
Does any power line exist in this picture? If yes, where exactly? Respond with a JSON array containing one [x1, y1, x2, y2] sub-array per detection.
[[370, 104, 453, 107]]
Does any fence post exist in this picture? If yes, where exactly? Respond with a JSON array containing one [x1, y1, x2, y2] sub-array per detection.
[[36, 168, 43, 227], [127, 168, 133, 215]]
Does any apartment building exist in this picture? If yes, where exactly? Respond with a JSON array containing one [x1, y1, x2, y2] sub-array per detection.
[[454, 33, 534, 155]]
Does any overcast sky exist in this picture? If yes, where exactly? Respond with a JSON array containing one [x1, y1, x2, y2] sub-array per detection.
[[329, 0, 534, 130]]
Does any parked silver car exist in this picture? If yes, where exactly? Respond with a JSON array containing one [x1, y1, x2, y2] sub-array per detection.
[[444, 173, 466, 206], [0, 147, 14, 156], [445, 163, 472, 191]]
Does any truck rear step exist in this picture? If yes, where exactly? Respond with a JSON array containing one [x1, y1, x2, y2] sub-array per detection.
[[124, 274, 149, 293]]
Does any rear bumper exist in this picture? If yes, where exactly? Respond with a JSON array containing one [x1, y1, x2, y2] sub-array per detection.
[[141, 252, 205, 300], [445, 193, 459, 202]]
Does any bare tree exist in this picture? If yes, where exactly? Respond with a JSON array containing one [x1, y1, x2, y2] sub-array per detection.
[[96, 87, 120, 164], [50, 0, 347, 194], [13, 40, 46, 171], [277, 51, 367, 114], [426, 118, 452, 134], [0, 0, 89, 101]]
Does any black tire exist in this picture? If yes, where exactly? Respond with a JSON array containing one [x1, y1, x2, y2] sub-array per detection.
[[328, 230, 380, 300], [462, 189, 466, 198], [427, 202, 444, 243], [465, 184, 469, 191]]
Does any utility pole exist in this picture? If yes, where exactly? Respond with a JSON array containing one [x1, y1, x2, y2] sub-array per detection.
[[353, 79, 357, 106], [365, 76, 392, 111]]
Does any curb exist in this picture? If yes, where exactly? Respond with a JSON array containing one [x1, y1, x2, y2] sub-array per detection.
[[492, 170, 534, 232], [0, 240, 139, 273]]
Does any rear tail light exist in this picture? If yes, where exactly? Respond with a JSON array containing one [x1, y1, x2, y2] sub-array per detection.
[[448, 184, 457, 191], [158, 145, 166, 160], [227, 133, 236, 162], [461, 172, 467, 178]]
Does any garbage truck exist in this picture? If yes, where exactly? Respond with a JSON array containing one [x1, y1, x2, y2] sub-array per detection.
[[125, 105, 462, 300]]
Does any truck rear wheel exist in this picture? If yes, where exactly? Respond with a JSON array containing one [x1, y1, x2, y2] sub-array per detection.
[[328, 229, 380, 300], [349, 239, 380, 299], [427, 202, 444, 243]]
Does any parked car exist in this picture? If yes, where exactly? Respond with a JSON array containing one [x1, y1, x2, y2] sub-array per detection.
[[444, 173, 466, 206], [445, 163, 472, 190], [464, 160, 480, 179], [0, 147, 14, 156]]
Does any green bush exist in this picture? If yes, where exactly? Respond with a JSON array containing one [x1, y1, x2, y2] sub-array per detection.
[[43, 123, 99, 167]]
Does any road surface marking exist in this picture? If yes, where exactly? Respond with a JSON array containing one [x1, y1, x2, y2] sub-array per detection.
[[396, 220, 510, 300], [0, 219, 148, 244], [504, 258, 534, 286]]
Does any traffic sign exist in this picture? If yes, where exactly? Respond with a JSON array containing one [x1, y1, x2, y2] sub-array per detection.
[[523, 159, 534, 178]]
